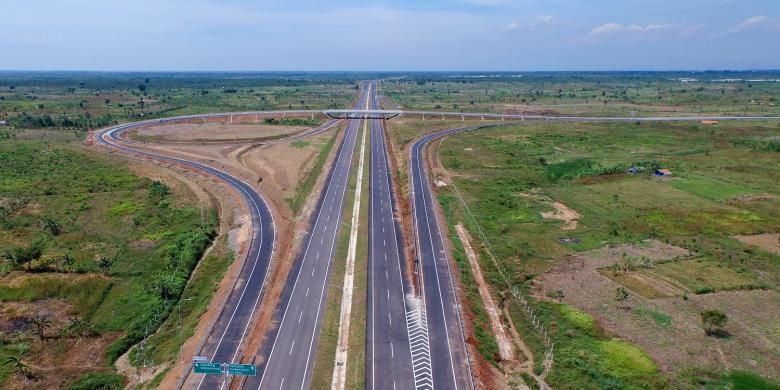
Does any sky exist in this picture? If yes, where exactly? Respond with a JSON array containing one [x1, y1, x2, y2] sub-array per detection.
[[1, 0, 779, 71]]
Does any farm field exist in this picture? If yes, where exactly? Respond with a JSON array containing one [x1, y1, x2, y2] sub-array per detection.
[[430, 119, 780, 388]]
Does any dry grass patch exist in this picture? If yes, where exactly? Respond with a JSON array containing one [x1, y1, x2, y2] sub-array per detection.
[[734, 233, 780, 256]]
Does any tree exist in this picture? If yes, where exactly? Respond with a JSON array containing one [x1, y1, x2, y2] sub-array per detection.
[[2, 355, 33, 380], [148, 180, 171, 199], [40, 216, 62, 236], [61, 253, 75, 272], [138, 84, 147, 92], [4, 239, 44, 270], [65, 317, 96, 339], [701, 309, 728, 336], [614, 287, 630, 308], [96, 255, 114, 274], [27, 315, 51, 341]]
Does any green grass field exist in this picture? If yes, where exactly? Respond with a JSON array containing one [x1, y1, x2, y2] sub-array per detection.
[[0, 138, 226, 386], [433, 119, 780, 386]]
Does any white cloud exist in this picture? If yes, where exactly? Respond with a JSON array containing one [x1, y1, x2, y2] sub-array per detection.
[[504, 15, 556, 32], [725, 15, 779, 33], [588, 23, 625, 36], [587, 22, 700, 37]]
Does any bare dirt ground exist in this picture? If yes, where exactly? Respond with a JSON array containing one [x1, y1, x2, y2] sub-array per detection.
[[0, 297, 122, 390], [455, 224, 514, 361], [540, 201, 581, 230], [734, 233, 780, 256], [129, 123, 306, 143], [536, 241, 780, 382]]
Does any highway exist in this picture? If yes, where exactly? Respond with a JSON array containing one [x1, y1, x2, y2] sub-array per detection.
[[245, 84, 370, 390], [409, 126, 475, 390], [365, 82, 416, 390], [94, 90, 780, 390]]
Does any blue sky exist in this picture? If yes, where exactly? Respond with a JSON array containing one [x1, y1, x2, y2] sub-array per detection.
[[1, 0, 779, 71]]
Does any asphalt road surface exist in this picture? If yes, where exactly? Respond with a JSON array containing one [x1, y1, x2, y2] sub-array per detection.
[[365, 81, 416, 390], [245, 85, 370, 390], [409, 127, 475, 390], [95, 118, 276, 390]]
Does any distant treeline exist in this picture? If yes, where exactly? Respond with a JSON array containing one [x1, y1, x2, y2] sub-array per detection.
[[9, 112, 116, 129], [0, 71, 371, 90]]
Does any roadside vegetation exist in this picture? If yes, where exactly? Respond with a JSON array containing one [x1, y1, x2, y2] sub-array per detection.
[[431, 119, 780, 387], [286, 128, 340, 214], [0, 138, 219, 388]]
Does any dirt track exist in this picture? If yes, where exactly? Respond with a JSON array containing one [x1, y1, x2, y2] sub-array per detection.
[[129, 122, 307, 143]]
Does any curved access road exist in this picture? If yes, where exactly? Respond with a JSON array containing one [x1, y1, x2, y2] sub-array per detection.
[[93, 111, 339, 390]]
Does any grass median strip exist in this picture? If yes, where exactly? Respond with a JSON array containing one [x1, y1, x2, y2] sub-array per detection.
[[332, 117, 368, 388], [310, 122, 366, 389]]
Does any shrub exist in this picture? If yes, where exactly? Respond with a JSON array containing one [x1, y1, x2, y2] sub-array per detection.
[[66, 372, 124, 390]]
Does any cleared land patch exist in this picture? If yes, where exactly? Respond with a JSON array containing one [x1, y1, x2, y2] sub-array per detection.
[[735, 233, 780, 256], [129, 121, 310, 143]]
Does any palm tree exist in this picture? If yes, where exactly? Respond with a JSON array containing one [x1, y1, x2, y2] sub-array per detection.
[[65, 317, 96, 339], [2, 355, 33, 380], [27, 315, 51, 341], [62, 253, 75, 272], [40, 217, 62, 236]]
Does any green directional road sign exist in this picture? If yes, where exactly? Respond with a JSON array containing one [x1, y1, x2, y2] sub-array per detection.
[[227, 363, 256, 376], [194, 362, 222, 375]]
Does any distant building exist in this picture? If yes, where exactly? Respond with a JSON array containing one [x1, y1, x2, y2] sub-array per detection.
[[0, 120, 6, 126], [654, 168, 673, 176], [700, 120, 719, 125]]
